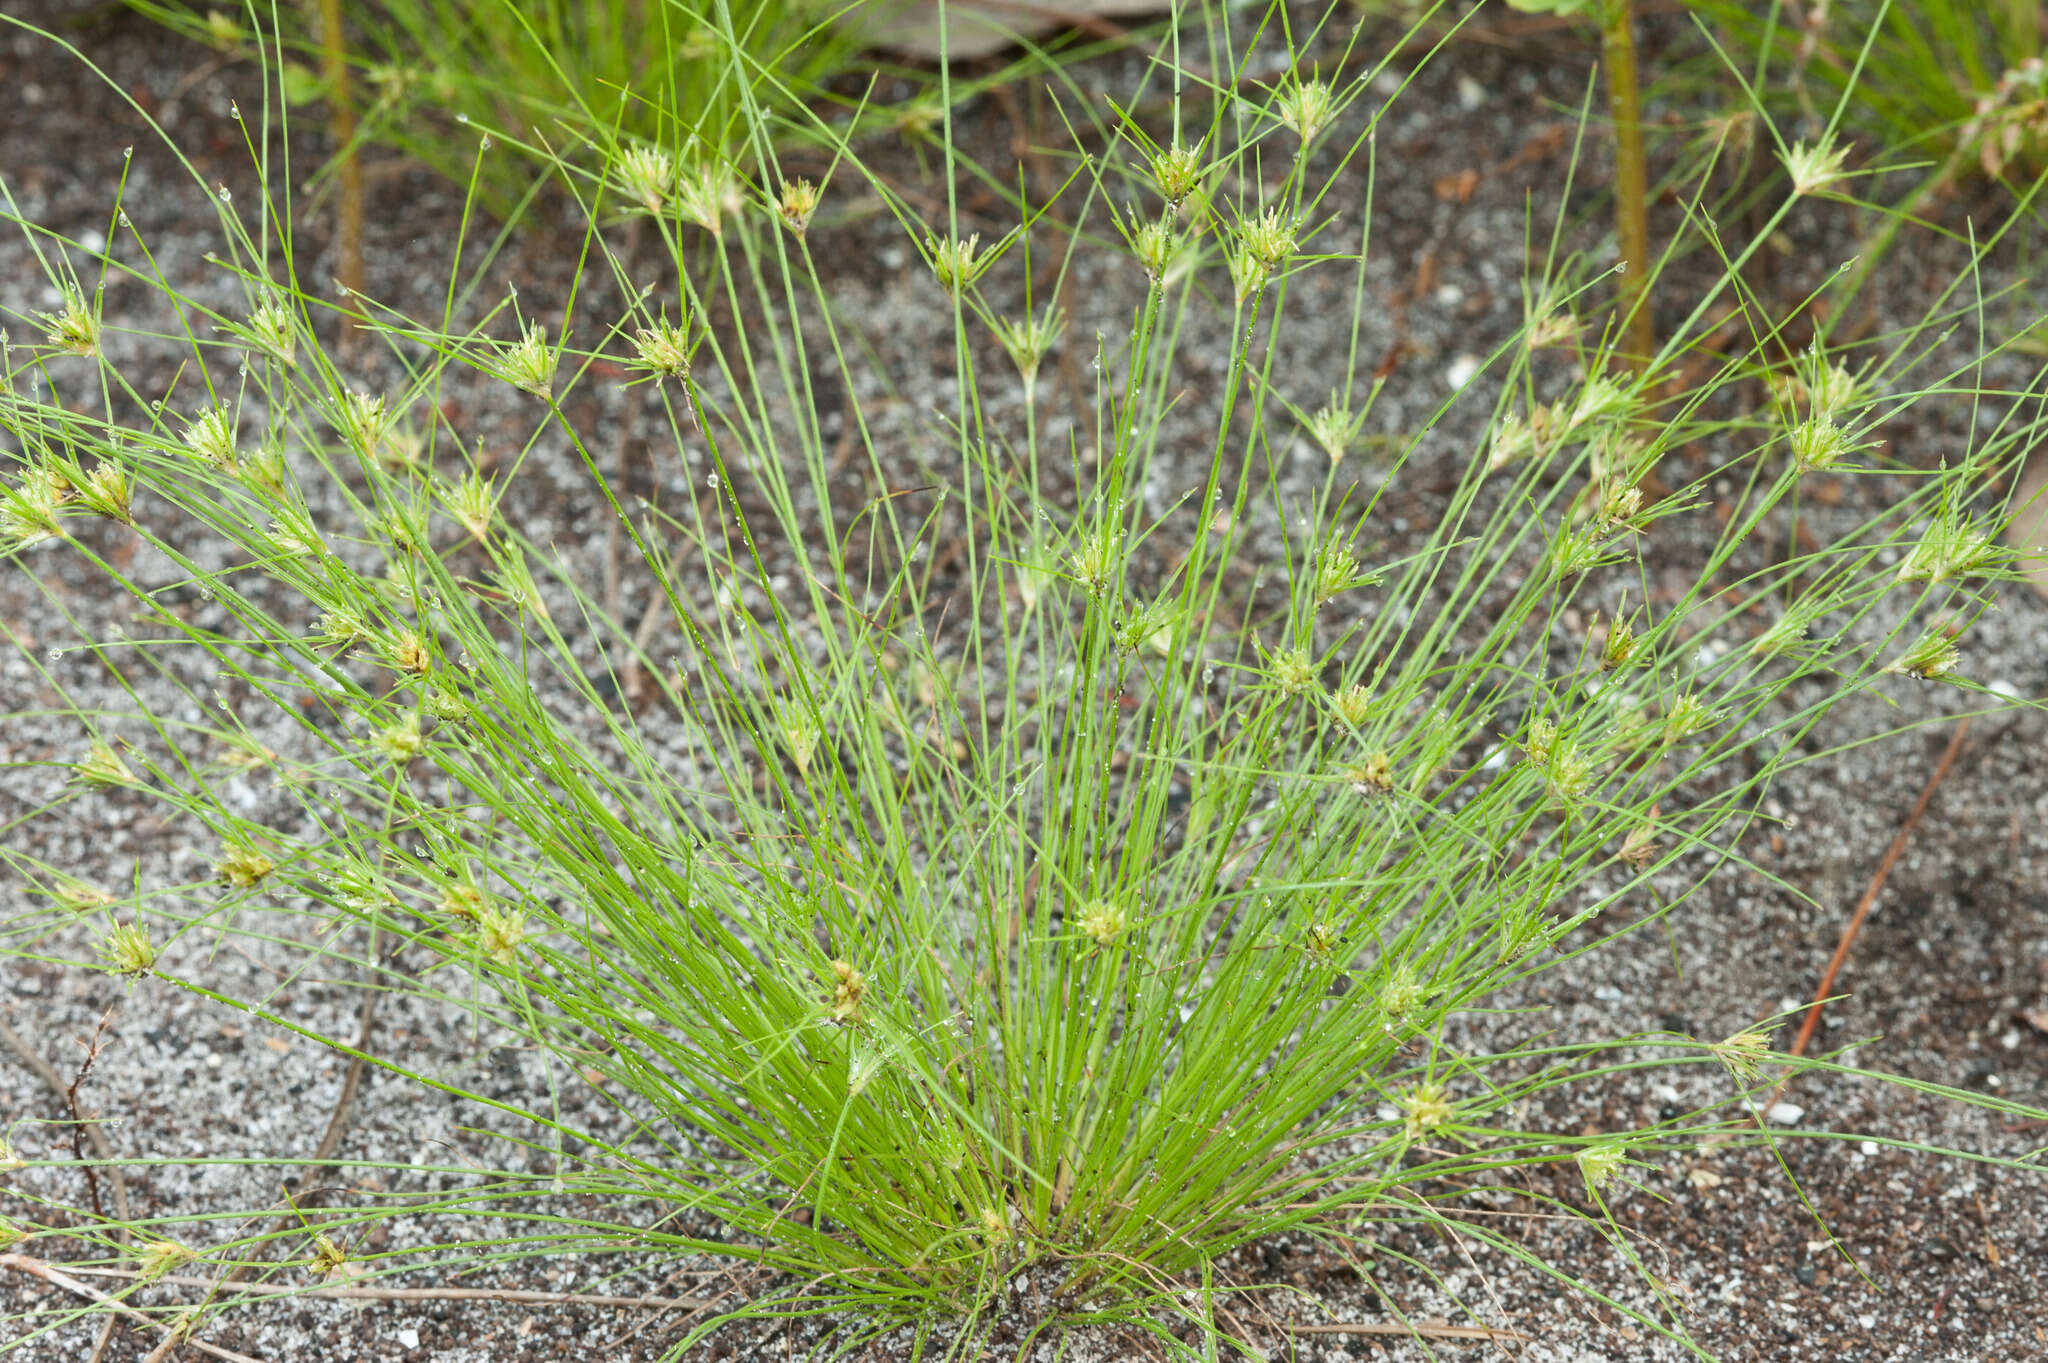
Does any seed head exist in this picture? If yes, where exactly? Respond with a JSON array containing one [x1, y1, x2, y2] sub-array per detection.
[[80, 463, 133, 524], [1550, 525, 1615, 577], [1240, 207, 1298, 269], [778, 701, 823, 776], [99, 921, 157, 976], [135, 1240, 195, 1280], [1273, 76, 1339, 147], [1130, 215, 1175, 284], [674, 159, 738, 237], [1331, 682, 1374, 727], [629, 317, 691, 384], [308, 1233, 353, 1279], [501, 321, 555, 400], [386, 629, 433, 675], [1077, 898, 1126, 947], [1895, 508, 2001, 585], [0, 1138, 21, 1171], [1378, 966, 1424, 1022], [1526, 305, 1579, 351], [1577, 1138, 1629, 1191], [1598, 609, 1639, 672], [990, 307, 1064, 395], [337, 390, 387, 454], [1229, 244, 1270, 307], [1490, 401, 1548, 470], [1340, 751, 1396, 795], [49, 873, 116, 912], [440, 881, 487, 919], [0, 479, 64, 550], [1661, 692, 1720, 744], [616, 144, 674, 214], [1268, 647, 1319, 698], [1885, 629, 1962, 681], [1787, 416, 1856, 472], [1068, 522, 1119, 598], [442, 470, 499, 542], [1305, 399, 1366, 464], [1547, 741, 1594, 808], [75, 739, 137, 788], [778, 177, 822, 236], [1150, 141, 1203, 208], [476, 902, 527, 967], [1115, 599, 1177, 657], [826, 959, 867, 1023], [1314, 542, 1364, 607], [244, 295, 297, 367], [38, 284, 98, 357], [927, 232, 991, 299], [1750, 598, 1827, 659], [1398, 1081, 1454, 1142], [1780, 134, 1852, 196], [1494, 902, 1549, 962], [1617, 814, 1659, 869], [182, 406, 240, 471], [1712, 1026, 1774, 1081], [374, 715, 424, 763], [1567, 373, 1634, 431], [217, 841, 275, 890], [0, 1217, 24, 1250], [241, 446, 288, 498]]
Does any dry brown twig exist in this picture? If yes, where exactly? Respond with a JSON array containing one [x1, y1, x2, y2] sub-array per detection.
[[1784, 717, 1973, 1068]]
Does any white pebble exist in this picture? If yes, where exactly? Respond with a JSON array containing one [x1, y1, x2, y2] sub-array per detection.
[[397, 1327, 420, 1348], [1444, 353, 1480, 389], [1765, 1101, 1805, 1126]]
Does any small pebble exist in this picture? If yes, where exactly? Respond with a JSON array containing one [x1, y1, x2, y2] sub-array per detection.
[[397, 1327, 420, 1348], [1765, 1101, 1805, 1126]]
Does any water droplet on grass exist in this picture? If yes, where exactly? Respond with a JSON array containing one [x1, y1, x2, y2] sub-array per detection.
[[218, 186, 232, 202], [479, 136, 493, 151], [48, 648, 63, 661], [229, 102, 240, 120]]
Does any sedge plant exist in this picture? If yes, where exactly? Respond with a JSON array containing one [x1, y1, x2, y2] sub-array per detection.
[[2, 2, 2046, 1357]]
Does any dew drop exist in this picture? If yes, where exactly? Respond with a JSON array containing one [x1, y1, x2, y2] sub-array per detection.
[[229, 102, 240, 120], [122, 146, 133, 159], [218, 185, 233, 202], [149, 400, 163, 413], [479, 136, 493, 151], [456, 113, 469, 124], [237, 364, 247, 377], [116, 211, 131, 228], [48, 648, 63, 661]]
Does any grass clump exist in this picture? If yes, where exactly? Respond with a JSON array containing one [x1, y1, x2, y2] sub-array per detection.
[[126, 0, 865, 215], [2, 1, 2046, 1356]]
